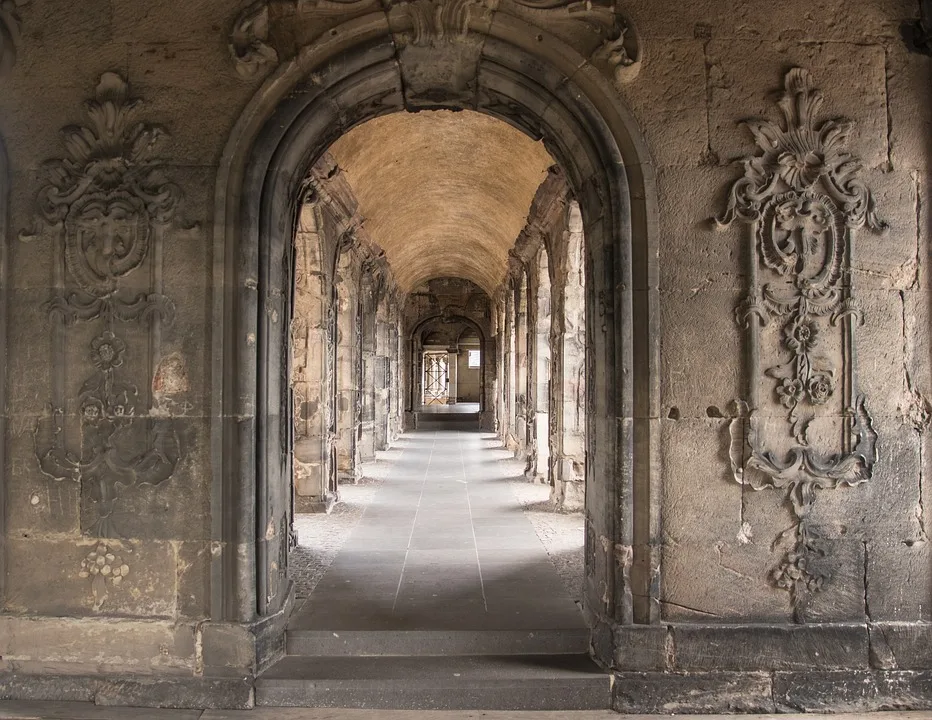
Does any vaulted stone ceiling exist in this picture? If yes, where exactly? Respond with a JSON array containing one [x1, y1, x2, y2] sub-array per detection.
[[328, 110, 554, 295]]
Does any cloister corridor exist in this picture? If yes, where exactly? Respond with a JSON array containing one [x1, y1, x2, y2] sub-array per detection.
[[3, 1, 931, 711]]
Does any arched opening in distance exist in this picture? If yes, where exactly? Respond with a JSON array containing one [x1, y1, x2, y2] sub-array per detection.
[[212, 20, 659, 670]]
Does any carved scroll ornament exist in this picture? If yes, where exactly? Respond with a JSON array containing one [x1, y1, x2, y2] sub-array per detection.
[[718, 69, 883, 618], [229, 0, 278, 78], [0, 0, 24, 78], [23, 73, 185, 549]]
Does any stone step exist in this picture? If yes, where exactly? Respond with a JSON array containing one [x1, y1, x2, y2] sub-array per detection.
[[286, 628, 590, 656], [255, 654, 610, 710]]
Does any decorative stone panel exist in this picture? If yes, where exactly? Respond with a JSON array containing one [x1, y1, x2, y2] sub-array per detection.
[[21, 73, 186, 559], [228, 0, 640, 87], [718, 68, 884, 619]]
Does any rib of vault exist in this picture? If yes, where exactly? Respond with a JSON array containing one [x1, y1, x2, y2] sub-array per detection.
[[328, 109, 554, 295]]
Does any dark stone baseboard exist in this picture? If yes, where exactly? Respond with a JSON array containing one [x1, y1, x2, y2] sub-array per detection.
[[774, 670, 932, 713], [0, 673, 254, 710], [613, 671, 774, 714], [613, 670, 932, 714], [615, 622, 932, 673]]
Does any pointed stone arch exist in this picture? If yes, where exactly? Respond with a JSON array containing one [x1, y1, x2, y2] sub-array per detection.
[[210, 18, 660, 662]]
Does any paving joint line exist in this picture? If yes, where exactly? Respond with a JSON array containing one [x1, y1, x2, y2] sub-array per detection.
[[392, 432, 435, 613], [460, 429, 489, 612]]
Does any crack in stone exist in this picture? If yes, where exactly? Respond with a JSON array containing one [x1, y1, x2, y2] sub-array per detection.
[[883, 45, 894, 171], [863, 540, 872, 622], [912, 170, 923, 291], [900, 285, 930, 543], [661, 600, 721, 618]]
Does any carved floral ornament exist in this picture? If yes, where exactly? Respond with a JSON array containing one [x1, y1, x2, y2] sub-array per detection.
[[717, 68, 884, 619], [228, 0, 640, 86], [21, 73, 187, 606], [0, 0, 26, 79]]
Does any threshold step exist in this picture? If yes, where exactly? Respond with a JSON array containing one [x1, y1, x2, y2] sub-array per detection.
[[255, 653, 610, 710], [286, 628, 590, 656]]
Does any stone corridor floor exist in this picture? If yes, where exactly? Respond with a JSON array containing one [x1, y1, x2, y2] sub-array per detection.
[[288, 427, 583, 632]]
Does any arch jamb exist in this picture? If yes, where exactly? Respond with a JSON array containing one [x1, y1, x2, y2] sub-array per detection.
[[0, 135, 9, 605]]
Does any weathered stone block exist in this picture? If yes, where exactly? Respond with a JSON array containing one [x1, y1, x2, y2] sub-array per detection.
[[656, 166, 747, 289], [613, 624, 670, 671], [176, 540, 212, 620], [5, 428, 80, 536], [658, 289, 743, 415], [202, 623, 257, 673], [95, 676, 254, 710], [672, 623, 869, 671], [851, 170, 922, 291], [865, 538, 931, 623], [627, 0, 905, 44], [0, 616, 196, 674], [708, 41, 888, 171], [622, 39, 708, 169], [773, 670, 932, 712], [870, 623, 932, 670], [885, 44, 932, 173], [613, 671, 774, 714], [660, 418, 791, 623], [4, 537, 176, 618]]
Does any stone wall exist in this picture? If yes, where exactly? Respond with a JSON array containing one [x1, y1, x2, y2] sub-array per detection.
[[0, 0, 929, 711]]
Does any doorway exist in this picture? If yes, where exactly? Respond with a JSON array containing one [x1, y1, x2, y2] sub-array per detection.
[[212, 19, 659, 680]]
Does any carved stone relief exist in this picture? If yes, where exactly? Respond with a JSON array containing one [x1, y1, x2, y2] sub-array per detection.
[[227, 0, 640, 87], [718, 69, 884, 618], [0, 0, 25, 78], [22, 74, 185, 554], [78, 541, 132, 611], [510, 0, 640, 85], [229, 0, 278, 79], [393, 0, 494, 46]]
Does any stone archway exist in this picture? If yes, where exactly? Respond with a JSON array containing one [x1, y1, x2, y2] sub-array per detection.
[[212, 16, 659, 663], [409, 310, 494, 424]]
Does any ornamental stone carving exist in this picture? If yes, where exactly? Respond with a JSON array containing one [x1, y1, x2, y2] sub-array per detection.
[[227, 0, 640, 86], [0, 0, 25, 78], [229, 0, 278, 78], [718, 68, 883, 619], [23, 73, 185, 541]]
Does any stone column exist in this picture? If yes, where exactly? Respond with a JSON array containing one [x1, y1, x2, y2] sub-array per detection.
[[480, 332, 497, 431], [291, 204, 336, 512], [550, 203, 586, 509], [514, 275, 529, 457], [375, 316, 390, 450], [358, 278, 377, 462], [447, 347, 458, 403], [493, 297, 506, 435], [335, 252, 361, 483], [529, 247, 551, 483], [503, 288, 516, 449]]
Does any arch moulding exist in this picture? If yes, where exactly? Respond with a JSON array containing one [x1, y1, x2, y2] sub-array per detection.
[[211, 5, 660, 669]]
